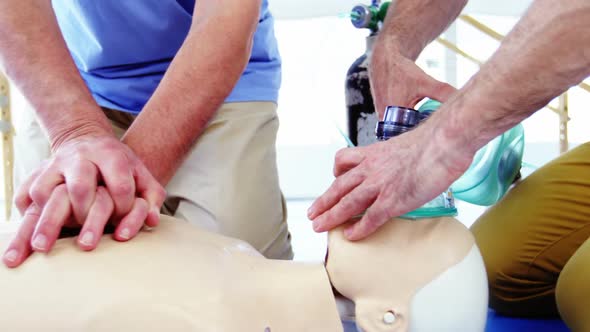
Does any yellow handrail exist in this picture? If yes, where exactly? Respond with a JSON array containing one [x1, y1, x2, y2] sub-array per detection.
[[460, 15, 590, 95], [0, 71, 13, 221], [443, 14, 586, 152], [558, 93, 569, 154], [435, 37, 563, 117], [436, 37, 484, 65], [459, 15, 504, 41]]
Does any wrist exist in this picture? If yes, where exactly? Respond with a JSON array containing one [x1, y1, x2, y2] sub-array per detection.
[[375, 31, 423, 61], [122, 114, 178, 185], [419, 99, 480, 178], [49, 120, 113, 152]]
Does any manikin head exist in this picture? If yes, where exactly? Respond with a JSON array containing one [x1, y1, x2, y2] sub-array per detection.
[[328, 217, 488, 332]]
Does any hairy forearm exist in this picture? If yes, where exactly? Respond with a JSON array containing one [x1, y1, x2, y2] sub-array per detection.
[[434, 0, 590, 155], [378, 0, 468, 60], [369, 0, 467, 113], [122, 0, 260, 185], [0, 1, 112, 150]]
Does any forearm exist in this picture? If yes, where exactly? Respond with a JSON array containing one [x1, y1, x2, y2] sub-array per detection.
[[369, 0, 467, 113], [434, 0, 590, 155], [122, 0, 260, 184], [378, 0, 468, 60], [0, 1, 112, 150]]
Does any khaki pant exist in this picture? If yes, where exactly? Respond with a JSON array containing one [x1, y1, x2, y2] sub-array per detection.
[[13, 102, 293, 260], [471, 142, 590, 331]]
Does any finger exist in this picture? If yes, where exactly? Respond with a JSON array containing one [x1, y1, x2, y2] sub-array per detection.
[[344, 195, 395, 241], [65, 160, 98, 224], [134, 164, 166, 227], [308, 169, 365, 220], [14, 167, 43, 216], [419, 75, 457, 104], [77, 187, 114, 251], [95, 154, 135, 218], [28, 166, 64, 209], [312, 183, 379, 233], [333, 147, 365, 177], [31, 184, 72, 253], [113, 197, 149, 242], [2, 204, 41, 268]]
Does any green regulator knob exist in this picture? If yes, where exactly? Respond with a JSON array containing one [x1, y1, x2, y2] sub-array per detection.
[[350, 1, 391, 32]]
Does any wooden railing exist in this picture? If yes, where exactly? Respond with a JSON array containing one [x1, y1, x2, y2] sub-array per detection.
[[437, 14, 589, 154], [0, 71, 13, 220]]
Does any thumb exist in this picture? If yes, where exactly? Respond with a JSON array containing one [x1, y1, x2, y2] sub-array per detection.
[[420, 75, 457, 103], [134, 165, 166, 227]]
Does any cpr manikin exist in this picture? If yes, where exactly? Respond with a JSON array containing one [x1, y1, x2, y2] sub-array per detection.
[[0, 212, 488, 331], [330, 217, 488, 332]]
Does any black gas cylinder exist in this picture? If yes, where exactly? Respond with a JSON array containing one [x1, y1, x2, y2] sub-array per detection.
[[345, 35, 378, 147]]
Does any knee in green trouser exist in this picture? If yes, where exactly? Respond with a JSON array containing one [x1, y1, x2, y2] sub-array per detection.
[[556, 238, 590, 332]]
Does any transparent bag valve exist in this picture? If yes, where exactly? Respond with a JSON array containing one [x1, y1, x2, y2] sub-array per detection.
[[417, 100, 525, 206]]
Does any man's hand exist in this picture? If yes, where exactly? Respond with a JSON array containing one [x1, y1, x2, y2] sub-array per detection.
[[2, 134, 166, 268], [369, 44, 456, 119], [308, 116, 473, 241]]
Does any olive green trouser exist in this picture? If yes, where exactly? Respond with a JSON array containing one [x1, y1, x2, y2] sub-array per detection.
[[471, 142, 590, 332]]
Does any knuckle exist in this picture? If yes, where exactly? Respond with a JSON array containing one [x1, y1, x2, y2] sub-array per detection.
[[29, 186, 50, 205], [14, 193, 30, 211], [313, 196, 327, 210], [69, 154, 85, 166], [349, 171, 364, 184], [54, 183, 69, 196], [334, 176, 351, 191], [381, 203, 397, 220], [78, 159, 97, 174], [334, 149, 348, 164], [68, 180, 91, 200], [111, 150, 131, 165], [110, 181, 134, 197], [340, 195, 356, 212], [154, 186, 167, 203], [135, 198, 149, 211]]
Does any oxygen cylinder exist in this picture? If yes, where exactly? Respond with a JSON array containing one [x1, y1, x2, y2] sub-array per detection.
[[345, 2, 390, 147], [345, 35, 378, 147]]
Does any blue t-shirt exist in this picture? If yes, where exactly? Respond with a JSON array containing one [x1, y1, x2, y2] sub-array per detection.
[[51, 0, 281, 113]]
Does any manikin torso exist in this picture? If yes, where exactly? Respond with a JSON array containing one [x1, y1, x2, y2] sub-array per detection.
[[0, 215, 487, 331]]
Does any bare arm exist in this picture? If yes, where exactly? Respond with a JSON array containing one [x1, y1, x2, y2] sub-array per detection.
[[0, 0, 112, 147], [377, 0, 468, 60], [311, 0, 590, 240], [369, 0, 468, 115], [122, 0, 261, 185], [0, 1, 165, 267], [434, 0, 590, 155]]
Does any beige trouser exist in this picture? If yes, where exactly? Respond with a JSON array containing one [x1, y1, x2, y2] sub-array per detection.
[[13, 102, 293, 260]]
